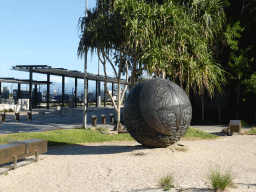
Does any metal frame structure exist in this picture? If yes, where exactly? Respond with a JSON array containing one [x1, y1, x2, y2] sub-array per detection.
[[0, 77, 52, 107], [11, 65, 129, 111]]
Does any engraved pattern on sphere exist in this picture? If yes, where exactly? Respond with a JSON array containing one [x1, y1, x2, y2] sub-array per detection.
[[124, 79, 192, 148]]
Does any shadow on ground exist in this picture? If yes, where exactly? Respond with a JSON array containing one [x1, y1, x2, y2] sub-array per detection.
[[45, 143, 147, 155], [129, 187, 216, 191]]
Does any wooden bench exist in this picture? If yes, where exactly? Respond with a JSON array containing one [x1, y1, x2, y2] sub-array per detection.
[[229, 120, 241, 135], [0, 139, 47, 169]]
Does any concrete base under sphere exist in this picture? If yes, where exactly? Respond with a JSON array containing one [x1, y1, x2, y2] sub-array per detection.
[[123, 78, 192, 148]]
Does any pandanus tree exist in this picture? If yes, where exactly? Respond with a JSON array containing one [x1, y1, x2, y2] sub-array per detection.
[[77, 0, 130, 131], [114, 0, 231, 126], [77, 0, 233, 128], [175, 0, 256, 121]]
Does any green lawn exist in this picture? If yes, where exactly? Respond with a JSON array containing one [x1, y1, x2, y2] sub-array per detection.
[[182, 127, 219, 140], [0, 128, 134, 148], [0, 127, 222, 148]]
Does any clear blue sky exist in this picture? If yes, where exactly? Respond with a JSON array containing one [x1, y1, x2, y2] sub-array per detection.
[[0, 0, 148, 96]]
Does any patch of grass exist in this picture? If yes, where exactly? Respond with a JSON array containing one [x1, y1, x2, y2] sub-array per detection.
[[4, 172, 8, 176], [182, 127, 219, 140], [0, 127, 134, 148], [244, 128, 256, 135], [240, 119, 249, 128], [159, 173, 175, 191], [205, 167, 236, 192], [0, 127, 219, 148], [95, 127, 110, 133]]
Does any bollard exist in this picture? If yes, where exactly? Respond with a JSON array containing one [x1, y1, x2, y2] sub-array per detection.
[[27, 111, 32, 121], [1, 112, 6, 123], [92, 116, 97, 127], [101, 115, 106, 125], [15, 112, 20, 122], [110, 114, 114, 124]]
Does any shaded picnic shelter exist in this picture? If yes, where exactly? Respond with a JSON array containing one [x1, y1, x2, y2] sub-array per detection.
[[11, 65, 129, 111], [0, 77, 52, 106]]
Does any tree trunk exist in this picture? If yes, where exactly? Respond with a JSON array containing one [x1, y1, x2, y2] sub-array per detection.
[[162, 71, 166, 79], [216, 42, 221, 124], [236, 81, 241, 120], [114, 51, 123, 132], [217, 93, 221, 124], [202, 91, 204, 124]]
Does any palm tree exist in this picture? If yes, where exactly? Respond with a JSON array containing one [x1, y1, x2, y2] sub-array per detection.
[[78, 0, 234, 127]]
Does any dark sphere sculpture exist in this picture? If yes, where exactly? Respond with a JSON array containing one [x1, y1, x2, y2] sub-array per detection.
[[123, 78, 192, 148]]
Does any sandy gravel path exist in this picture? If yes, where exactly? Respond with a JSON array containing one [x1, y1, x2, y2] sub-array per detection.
[[0, 135, 256, 192]]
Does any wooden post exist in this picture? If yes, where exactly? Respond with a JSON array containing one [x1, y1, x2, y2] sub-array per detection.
[[15, 112, 19, 122], [35, 150, 39, 162], [92, 116, 97, 127], [110, 114, 114, 124], [101, 115, 106, 125], [12, 156, 17, 170]]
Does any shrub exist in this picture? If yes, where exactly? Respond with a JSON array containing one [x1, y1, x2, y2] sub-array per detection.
[[159, 173, 175, 191], [206, 167, 236, 191], [240, 119, 249, 128]]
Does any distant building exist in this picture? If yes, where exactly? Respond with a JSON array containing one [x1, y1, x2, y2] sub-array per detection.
[[1, 87, 9, 99], [13, 89, 42, 104]]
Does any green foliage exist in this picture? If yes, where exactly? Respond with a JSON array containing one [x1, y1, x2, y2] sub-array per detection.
[[206, 167, 236, 191], [224, 21, 244, 51], [224, 21, 253, 80], [158, 173, 175, 191], [245, 129, 256, 135], [114, 0, 230, 98], [240, 119, 249, 128], [8, 108, 14, 112], [77, 0, 231, 99]]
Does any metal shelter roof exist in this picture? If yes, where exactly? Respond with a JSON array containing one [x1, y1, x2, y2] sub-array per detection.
[[0, 77, 52, 85], [11, 65, 129, 85]]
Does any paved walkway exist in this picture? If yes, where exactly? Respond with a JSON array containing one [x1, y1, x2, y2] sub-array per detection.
[[0, 106, 120, 135], [0, 105, 254, 135]]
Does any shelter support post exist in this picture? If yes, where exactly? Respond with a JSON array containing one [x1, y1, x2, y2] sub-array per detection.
[[97, 80, 101, 107], [104, 83, 106, 107], [29, 67, 33, 111], [62, 76, 65, 107], [47, 74, 50, 109], [17, 83, 21, 99], [75, 77, 77, 108], [34, 84, 37, 107], [96, 80, 98, 108], [112, 83, 114, 106]]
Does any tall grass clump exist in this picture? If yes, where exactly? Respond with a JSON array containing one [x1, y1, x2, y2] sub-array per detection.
[[240, 119, 249, 128], [158, 173, 175, 191], [205, 167, 236, 191]]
